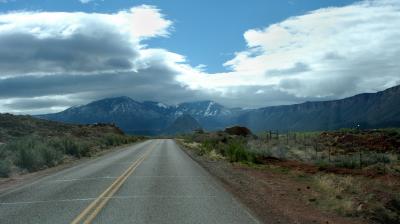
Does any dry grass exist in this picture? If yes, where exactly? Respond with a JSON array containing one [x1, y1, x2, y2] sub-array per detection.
[[311, 174, 358, 215], [296, 172, 400, 223], [178, 139, 225, 161], [180, 130, 400, 223]]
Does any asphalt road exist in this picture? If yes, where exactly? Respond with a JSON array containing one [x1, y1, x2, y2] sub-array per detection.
[[0, 139, 260, 224]]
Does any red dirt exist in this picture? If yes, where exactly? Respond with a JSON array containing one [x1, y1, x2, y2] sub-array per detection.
[[320, 130, 400, 152], [258, 156, 400, 187], [180, 144, 367, 224]]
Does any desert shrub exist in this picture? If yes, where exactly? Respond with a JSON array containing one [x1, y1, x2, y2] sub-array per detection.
[[333, 155, 359, 169], [103, 134, 127, 146], [225, 140, 255, 163], [313, 174, 358, 215], [48, 137, 90, 158], [362, 152, 391, 166], [61, 138, 82, 157], [315, 159, 330, 169], [199, 140, 215, 156], [78, 142, 91, 157], [4, 137, 65, 171], [0, 159, 11, 177], [16, 144, 45, 171], [40, 145, 63, 167], [276, 145, 289, 159], [0, 130, 143, 174]]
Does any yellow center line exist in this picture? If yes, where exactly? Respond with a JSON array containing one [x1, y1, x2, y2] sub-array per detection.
[[70, 143, 156, 224]]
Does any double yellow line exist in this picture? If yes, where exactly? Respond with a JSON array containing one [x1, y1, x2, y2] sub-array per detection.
[[71, 144, 155, 224]]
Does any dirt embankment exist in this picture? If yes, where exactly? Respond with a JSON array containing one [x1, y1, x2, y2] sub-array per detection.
[[178, 142, 366, 224]]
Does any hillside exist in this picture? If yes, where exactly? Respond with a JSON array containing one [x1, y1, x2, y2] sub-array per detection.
[[37, 98, 234, 135], [0, 113, 140, 177], [239, 85, 400, 132], [36, 97, 171, 135], [0, 113, 124, 143], [37, 85, 400, 134], [164, 114, 202, 135]]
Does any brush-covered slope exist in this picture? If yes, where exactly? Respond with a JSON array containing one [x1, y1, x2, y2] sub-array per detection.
[[0, 113, 124, 143], [164, 114, 202, 135], [238, 85, 400, 132]]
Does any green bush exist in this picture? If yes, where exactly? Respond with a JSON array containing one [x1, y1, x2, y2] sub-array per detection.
[[333, 155, 359, 169], [199, 140, 215, 155], [104, 134, 125, 146], [362, 153, 391, 166], [41, 146, 63, 167], [16, 144, 45, 171], [102, 134, 138, 147], [5, 137, 64, 171], [225, 140, 255, 163], [62, 138, 81, 157], [0, 132, 141, 175], [0, 159, 11, 177]]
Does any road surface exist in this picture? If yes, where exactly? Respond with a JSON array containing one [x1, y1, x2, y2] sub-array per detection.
[[0, 139, 259, 224]]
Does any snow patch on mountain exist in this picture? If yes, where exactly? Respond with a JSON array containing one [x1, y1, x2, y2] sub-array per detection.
[[157, 102, 168, 108]]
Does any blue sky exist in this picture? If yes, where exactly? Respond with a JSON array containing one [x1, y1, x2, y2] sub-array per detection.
[[0, 0, 399, 114], [0, 0, 359, 73]]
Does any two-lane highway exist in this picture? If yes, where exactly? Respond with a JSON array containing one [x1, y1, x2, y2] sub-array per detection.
[[0, 139, 259, 223]]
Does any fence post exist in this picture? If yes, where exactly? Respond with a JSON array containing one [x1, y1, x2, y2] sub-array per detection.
[[286, 131, 289, 145], [328, 146, 331, 163]]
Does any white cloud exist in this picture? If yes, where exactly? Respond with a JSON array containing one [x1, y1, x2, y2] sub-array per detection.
[[129, 5, 172, 38], [1, 1, 400, 113], [181, 0, 400, 100], [0, 6, 201, 114], [0, 6, 172, 77]]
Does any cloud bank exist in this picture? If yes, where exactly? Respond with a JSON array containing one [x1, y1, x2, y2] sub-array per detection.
[[0, 5, 202, 114], [0, 1, 400, 114], [181, 0, 400, 99]]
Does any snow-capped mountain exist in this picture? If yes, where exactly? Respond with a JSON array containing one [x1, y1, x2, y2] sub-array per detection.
[[141, 101, 174, 114], [37, 85, 400, 135], [37, 97, 241, 135], [174, 100, 232, 118]]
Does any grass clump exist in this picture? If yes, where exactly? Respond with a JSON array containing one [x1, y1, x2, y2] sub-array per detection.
[[6, 137, 64, 172], [309, 173, 400, 223], [312, 174, 357, 215], [0, 145, 11, 177], [225, 140, 255, 163], [199, 140, 216, 156], [197, 138, 256, 164], [0, 159, 11, 177]]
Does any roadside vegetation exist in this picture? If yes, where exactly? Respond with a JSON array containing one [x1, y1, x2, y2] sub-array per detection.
[[0, 113, 145, 178], [178, 127, 400, 223]]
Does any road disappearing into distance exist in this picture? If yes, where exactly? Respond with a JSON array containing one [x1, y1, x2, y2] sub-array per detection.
[[0, 139, 259, 224]]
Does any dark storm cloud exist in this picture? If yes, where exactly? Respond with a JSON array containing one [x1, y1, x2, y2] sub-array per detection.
[[3, 98, 74, 110], [2, 1, 400, 114], [0, 60, 206, 108], [0, 31, 137, 76]]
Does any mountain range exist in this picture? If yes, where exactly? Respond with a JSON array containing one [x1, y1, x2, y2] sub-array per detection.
[[37, 85, 400, 135]]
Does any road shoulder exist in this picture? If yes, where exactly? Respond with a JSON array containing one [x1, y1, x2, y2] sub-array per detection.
[[177, 140, 366, 224]]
